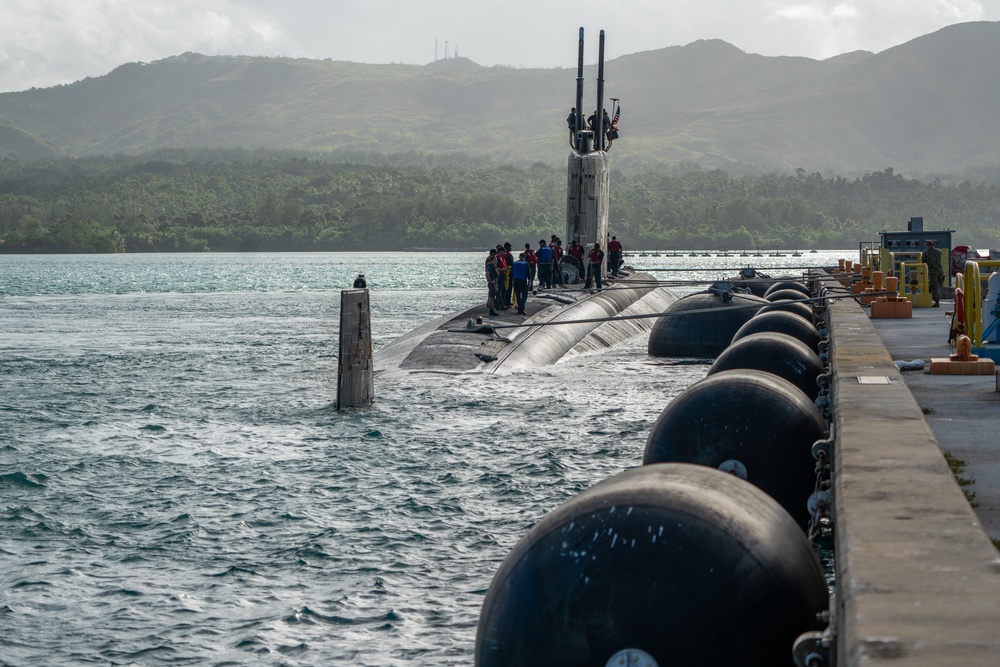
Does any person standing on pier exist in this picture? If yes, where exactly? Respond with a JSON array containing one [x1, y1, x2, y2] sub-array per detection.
[[922, 240, 945, 307], [353, 273, 367, 288]]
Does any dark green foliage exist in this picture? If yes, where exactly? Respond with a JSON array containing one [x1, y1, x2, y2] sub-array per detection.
[[0, 152, 998, 253]]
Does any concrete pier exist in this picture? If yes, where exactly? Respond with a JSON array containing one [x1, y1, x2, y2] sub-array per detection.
[[829, 293, 1000, 665], [870, 302, 1000, 539]]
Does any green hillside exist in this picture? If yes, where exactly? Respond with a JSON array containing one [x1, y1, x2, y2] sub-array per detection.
[[2, 154, 997, 254], [1, 22, 999, 173]]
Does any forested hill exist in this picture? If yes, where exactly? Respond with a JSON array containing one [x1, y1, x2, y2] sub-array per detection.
[[1, 21, 999, 174], [1, 155, 997, 253]]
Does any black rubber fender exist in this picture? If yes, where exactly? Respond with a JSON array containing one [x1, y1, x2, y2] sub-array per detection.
[[765, 288, 812, 303], [708, 332, 824, 400], [648, 291, 768, 358], [732, 310, 822, 352], [758, 299, 814, 324], [643, 369, 827, 527], [764, 280, 811, 297], [475, 463, 828, 666]]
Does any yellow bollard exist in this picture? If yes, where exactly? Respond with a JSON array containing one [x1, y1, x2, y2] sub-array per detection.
[[965, 261, 982, 346], [900, 262, 932, 308]]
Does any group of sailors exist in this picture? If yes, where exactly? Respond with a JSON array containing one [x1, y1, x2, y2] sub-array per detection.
[[484, 235, 625, 316], [566, 107, 620, 144]]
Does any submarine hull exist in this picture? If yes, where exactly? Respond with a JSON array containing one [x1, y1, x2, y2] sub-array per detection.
[[375, 271, 676, 375], [647, 291, 768, 358]]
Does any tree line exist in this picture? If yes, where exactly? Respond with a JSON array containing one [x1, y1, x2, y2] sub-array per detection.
[[0, 151, 998, 253]]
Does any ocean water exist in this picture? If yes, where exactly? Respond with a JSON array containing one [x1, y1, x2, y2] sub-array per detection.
[[0, 250, 846, 666]]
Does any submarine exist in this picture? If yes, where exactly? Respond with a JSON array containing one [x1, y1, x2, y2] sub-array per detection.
[[375, 29, 676, 376]]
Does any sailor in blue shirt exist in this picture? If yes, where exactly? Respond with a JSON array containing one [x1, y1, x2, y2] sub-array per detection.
[[511, 253, 530, 315], [536, 240, 554, 289]]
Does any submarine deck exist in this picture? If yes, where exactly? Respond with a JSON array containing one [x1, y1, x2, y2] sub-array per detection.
[[374, 271, 675, 375]]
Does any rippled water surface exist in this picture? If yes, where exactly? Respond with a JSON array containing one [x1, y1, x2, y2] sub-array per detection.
[[0, 250, 845, 665]]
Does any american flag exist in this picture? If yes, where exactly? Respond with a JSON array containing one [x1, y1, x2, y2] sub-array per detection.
[[612, 105, 620, 126]]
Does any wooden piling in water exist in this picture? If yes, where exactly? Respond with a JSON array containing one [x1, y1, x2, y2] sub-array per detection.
[[337, 289, 373, 409]]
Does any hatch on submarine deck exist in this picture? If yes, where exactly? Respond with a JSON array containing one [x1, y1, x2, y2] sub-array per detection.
[[374, 271, 675, 376]]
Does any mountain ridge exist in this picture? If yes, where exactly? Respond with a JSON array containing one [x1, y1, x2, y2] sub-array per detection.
[[1, 21, 998, 174]]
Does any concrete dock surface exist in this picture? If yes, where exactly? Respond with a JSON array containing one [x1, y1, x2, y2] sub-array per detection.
[[869, 300, 1000, 541], [828, 292, 1000, 665]]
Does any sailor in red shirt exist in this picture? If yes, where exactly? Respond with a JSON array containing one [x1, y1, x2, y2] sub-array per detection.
[[567, 240, 585, 284], [550, 235, 564, 286], [585, 243, 605, 289], [523, 242, 537, 290], [607, 235, 623, 276], [494, 244, 509, 309]]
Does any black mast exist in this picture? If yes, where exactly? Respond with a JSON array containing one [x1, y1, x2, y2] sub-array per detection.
[[596, 30, 606, 152], [575, 27, 585, 152]]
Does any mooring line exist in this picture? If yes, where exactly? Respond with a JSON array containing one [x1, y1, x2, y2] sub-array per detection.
[[485, 291, 874, 330]]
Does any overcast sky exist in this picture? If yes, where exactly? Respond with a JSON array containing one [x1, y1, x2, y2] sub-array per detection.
[[0, 0, 996, 93]]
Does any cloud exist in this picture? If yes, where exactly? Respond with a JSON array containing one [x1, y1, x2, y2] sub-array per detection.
[[249, 20, 284, 44], [757, 0, 986, 58], [0, 1, 296, 92]]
